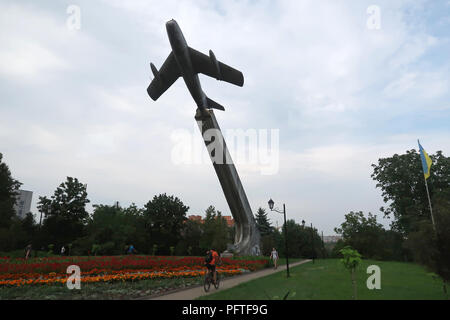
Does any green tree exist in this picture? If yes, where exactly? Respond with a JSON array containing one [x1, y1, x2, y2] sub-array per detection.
[[0, 153, 21, 230], [0, 154, 38, 252], [281, 220, 304, 258], [340, 246, 362, 300], [212, 211, 231, 253], [38, 177, 89, 222], [433, 191, 450, 285], [199, 206, 232, 253], [123, 203, 148, 253], [261, 233, 277, 256], [255, 207, 280, 256], [334, 211, 406, 260], [372, 148, 450, 283], [37, 177, 90, 248], [180, 219, 203, 256], [255, 207, 272, 236], [13, 213, 38, 251], [371, 149, 450, 234], [331, 239, 346, 258], [277, 219, 322, 259], [335, 211, 381, 258], [143, 193, 189, 255], [76, 203, 146, 255], [199, 206, 218, 252], [404, 192, 450, 289]]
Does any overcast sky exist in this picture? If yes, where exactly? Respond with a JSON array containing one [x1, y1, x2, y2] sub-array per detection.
[[1, 0, 449, 235]]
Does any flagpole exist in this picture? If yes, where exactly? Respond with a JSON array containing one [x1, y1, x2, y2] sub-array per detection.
[[418, 141, 446, 296], [423, 175, 436, 232], [418, 140, 436, 233]]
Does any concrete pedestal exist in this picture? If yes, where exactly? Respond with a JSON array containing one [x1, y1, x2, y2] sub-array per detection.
[[195, 108, 261, 256]]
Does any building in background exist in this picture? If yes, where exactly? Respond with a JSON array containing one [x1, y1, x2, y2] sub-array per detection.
[[188, 215, 235, 227], [323, 235, 343, 243], [222, 216, 234, 227], [188, 215, 203, 223], [14, 190, 33, 219]]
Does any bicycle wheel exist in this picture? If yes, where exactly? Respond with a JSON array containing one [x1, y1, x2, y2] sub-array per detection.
[[204, 273, 211, 292], [214, 272, 220, 289]]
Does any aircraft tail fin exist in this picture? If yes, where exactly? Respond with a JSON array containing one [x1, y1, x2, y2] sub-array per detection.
[[206, 96, 225, 111]]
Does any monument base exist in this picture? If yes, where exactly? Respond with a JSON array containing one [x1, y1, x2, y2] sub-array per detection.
[[220, 251, 234, 258]]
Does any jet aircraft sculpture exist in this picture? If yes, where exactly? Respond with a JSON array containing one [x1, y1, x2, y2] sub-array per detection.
[[147, 19, 244, 111], [147, 20, 261, 256]]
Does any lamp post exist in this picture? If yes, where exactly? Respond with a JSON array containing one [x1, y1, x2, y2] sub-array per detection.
[[268, 198, 289, 278], [39, 211, 43, 230], [310, 223, 315, 264]]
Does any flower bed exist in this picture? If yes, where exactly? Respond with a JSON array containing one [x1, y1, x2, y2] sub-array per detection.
[[0, 255, 269, 287]]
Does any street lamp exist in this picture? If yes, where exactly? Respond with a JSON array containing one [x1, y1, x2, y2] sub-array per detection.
[[268, 198, 290, 278], [302, 220, 305, 228], [268, 198, 274, 211]]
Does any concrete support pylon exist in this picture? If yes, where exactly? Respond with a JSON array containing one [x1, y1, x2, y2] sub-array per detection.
[[195, 108, 261, 256]]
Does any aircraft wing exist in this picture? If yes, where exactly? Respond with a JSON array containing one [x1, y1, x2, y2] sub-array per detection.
[[189, 47, 244, 87], [147, 52, 181, 101]]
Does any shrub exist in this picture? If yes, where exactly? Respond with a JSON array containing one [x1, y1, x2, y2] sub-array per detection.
[[339, 246, 362, 300]]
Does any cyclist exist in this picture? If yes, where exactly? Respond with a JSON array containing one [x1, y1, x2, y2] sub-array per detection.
[[205, 248, 221, 284]]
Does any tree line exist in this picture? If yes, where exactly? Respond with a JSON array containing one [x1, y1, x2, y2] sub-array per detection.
[[0, 152, 324, 259], [0, 174, 236, 256]]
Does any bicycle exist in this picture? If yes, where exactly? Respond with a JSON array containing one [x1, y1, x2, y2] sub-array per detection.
[[204, 268, 220, 292]]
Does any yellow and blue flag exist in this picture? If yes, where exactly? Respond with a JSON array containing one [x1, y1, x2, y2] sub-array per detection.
[[418, 140, 432, 179]]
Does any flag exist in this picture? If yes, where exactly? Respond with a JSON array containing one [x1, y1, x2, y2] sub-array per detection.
[[418, 140, 432, 179]]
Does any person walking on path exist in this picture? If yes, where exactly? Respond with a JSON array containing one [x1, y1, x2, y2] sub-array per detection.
[[61, 246, 66, 256], [25, 244, 32, 260], [270, 248, 279, 269]]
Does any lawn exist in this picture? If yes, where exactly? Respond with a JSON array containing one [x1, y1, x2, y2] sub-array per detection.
[[198, 259, 448, 300]]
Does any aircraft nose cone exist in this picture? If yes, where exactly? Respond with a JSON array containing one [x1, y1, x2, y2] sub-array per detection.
[[166, 19, 182, 48], [166, 19, 178, 32]]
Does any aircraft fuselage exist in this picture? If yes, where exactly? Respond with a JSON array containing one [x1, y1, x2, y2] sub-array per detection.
[[166, 20, 206, 108]]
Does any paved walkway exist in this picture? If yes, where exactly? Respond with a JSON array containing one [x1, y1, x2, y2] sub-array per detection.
[[149, 259, 311, 300]]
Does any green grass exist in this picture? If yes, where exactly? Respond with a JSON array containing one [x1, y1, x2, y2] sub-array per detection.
[[198, 259, 448, 300]]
